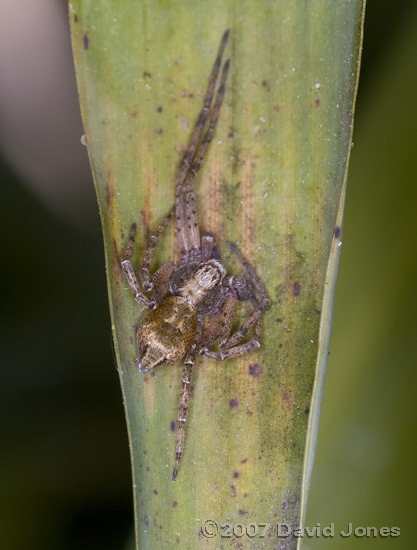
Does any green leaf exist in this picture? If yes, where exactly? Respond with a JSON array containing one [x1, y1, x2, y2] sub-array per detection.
[[69, 1, 365, 548]]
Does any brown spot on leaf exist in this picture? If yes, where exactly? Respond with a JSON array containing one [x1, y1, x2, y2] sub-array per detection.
[[172, 500, 178, 507], [248, 363, 262, 377], [282, 390, 292, 408], [314, 98, 320, 108], [262, 80, 270, 91], [74, 14, 78, 22], [241, 458, 248, 464], [131, 111, 138, 118], [143, 71, 151, 78], [273, 105, 280, 112], [157, 106, 163, 112]]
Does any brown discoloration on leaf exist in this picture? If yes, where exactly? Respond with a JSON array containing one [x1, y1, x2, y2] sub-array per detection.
[[201, 167, 224, 240], [238, 156, 257, 264], [281, 390, 293, 409]]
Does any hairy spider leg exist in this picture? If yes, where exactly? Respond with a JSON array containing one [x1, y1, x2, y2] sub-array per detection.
[[172, 316, 203, 481], [227, 242, 270, 308], [201, 336, 260, 361], [218, 243, 271, 349], [180, 59, 231, 260], [201, 233, 215, 261], [185, 59, 230, 192], [121, 223, 154, 309], [149, 262, 176, 306], [175, 30, 230, 257], [175, 29, 229, 198], [140, 207, 174, 290], [199, 293, 238, 350]]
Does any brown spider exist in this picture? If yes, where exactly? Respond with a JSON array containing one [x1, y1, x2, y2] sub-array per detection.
[[121, 30, 270, 481]]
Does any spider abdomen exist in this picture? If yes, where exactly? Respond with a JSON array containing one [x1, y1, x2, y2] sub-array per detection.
[[136, 296, 197, 371]]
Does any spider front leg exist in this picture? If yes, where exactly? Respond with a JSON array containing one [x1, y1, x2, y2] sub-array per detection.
[[140, 207, 174, 291], [218, 243, 271, 349], [121, 223, 153, 310], [199, 292, 261, 361]]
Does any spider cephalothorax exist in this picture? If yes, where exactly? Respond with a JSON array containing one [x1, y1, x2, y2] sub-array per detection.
[[121, 30, 270, 480]]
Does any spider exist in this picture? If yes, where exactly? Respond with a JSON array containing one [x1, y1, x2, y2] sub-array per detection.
[[121, 30, 270, 481]]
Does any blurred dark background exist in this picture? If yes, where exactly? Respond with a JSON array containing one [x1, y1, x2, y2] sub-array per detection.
[[1, 1, 416, 548]]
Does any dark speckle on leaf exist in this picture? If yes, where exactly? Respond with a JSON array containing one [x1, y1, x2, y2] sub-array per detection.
[[83, 34, 89, 50], [153, 489, 158, 495], [239, 509, 248, 515], [233, 471, 239, 478], [170, 421, 175, 432], [157, 106, 163, 113], [293, 281, 301, 296], [172, 500, 178, 507], [334, 226, 341, 238], [144, 515, 148, 525], [74, 14, 78, 23], [248, 363, 262, 377], [229, 398, 239, 408], [314, 98, 320, 108]]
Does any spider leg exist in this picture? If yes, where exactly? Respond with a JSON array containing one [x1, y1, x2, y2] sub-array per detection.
[[140, 207, 174, 291], [176, 31, 230, 259], [121, 223, 153, 309], [201, 233, 214, 261], [175, 29, 229, 198], [179, 59, 231, 261], [218, 245, 270, 349], [201, 339, 260, 361], [220, 303, 263, 349], [199, 293, 238, 351], [184, 58, 230, 194], [227, 242, 271, 310], [172, 316, 203, 481], [150, 262, 176, 306]]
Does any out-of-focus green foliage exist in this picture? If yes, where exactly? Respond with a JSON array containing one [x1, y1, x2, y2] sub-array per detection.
[[307, 5, 417, 549]]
